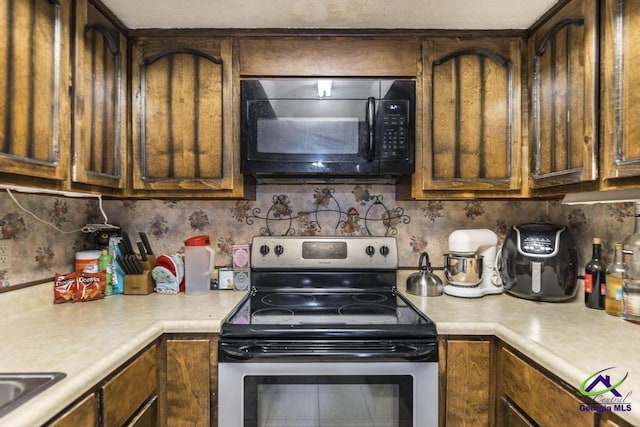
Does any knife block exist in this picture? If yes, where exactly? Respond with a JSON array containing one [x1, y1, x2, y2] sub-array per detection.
[[124, 255, 156, 295]]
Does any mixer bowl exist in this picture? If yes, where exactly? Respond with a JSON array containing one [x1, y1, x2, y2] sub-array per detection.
[[444, 253, 483, 286]]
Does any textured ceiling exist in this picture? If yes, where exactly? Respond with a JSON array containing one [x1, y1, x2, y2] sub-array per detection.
[[101, 0, 560, 30]]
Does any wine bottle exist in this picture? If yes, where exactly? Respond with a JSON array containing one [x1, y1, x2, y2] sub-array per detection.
[[605, 243, 625, 316], [584, 237, 607, 310]]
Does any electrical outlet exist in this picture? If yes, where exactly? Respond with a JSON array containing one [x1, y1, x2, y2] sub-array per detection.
[[0, 239, 12, 269]]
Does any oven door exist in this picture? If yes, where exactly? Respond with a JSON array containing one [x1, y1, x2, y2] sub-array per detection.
[[218, 360, 438, 427]]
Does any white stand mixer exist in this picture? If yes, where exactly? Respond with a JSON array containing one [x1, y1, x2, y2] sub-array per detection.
[[443, 229, 503, 298]]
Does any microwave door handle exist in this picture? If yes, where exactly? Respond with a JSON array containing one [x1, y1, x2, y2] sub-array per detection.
[[366, 97, 375, 161]]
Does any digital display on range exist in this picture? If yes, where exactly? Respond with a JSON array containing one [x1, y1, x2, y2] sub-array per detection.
[[302, 241, 347, 259]]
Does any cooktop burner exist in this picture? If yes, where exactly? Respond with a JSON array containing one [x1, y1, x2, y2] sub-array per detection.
[[261, 293, 317, 307]]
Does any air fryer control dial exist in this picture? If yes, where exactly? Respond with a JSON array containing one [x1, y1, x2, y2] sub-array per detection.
[[513, 223, 564, 258], [521, 236, 555, 255]]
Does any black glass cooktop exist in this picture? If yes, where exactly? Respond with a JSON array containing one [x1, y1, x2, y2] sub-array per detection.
[[237, 290, 426, 325]]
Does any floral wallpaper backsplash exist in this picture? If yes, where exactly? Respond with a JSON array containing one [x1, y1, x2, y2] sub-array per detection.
[[0, 184, 635, 288]]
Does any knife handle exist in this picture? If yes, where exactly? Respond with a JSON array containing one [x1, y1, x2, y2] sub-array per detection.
[[137, 242, 148, 261], [139, 232, 154, 255]]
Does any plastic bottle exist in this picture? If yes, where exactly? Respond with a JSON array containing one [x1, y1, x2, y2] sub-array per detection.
[[183, 235, 215, 295], [99, 248, 113, 296], [605, 243, 625, 317], [584, 237, 607, 310], [622, 201, 640, 323]]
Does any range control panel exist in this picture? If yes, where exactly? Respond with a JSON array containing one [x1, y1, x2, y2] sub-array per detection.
[[251, 236, 398, 270]]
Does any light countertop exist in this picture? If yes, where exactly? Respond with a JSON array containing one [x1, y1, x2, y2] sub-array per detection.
[[0, 278, 639, 426]]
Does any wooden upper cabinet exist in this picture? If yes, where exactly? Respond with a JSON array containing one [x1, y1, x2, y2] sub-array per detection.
[[239, 37, 420, 77], [529, 0, 598, 189], [0, 0, 71, 181], [409, 37, 523, 198], [601, 0, 640, 183], [131, 37, 240, 195], [72, 0, 126, 190]]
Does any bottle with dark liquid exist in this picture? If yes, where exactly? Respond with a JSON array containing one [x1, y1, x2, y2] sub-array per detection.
[[585, 237, 607, 310]]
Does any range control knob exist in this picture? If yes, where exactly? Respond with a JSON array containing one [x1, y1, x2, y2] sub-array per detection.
[[274, 244, 284, 256], [259, 245, 270, 256], [365, 245, 376, 257], [379, 245, 390, 257]]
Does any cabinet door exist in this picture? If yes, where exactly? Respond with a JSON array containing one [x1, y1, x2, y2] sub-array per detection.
[[47, 392, 98, 427], [102, 344, 158, 427], [131, 37, 237, 194], [128, 395, 158, 427], [72, 0, 126, 189], [498, 397, 535, 427], [417, 37, 523, 197], [601, 0, 640, 182], [0, 0, 71, 181], [529, 0, 598, 189], [163, 336, 218, 427], [440, 338, 493, 426], [497, 346, 594, 426]]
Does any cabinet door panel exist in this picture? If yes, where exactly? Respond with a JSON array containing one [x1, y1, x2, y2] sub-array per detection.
[[498, 347, 593, 426], [165, 338, 212, 426], [131, 37, 235, 193], [529, 0, 598, 188], [420, 37, 523, 195], [47, 393, 98, 427], [499, 397, 536, 427], [102, 345, 158, 427], [72, 0, 126, 189], [601, 0, 640, 181], [443, 339, 492, 426], [0, 0, 70, 180]]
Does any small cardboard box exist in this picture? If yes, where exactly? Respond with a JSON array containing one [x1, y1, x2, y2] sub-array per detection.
[[233, 269, 251, 291], [232, 245, 251, 269], [218, 267, 234, 290]]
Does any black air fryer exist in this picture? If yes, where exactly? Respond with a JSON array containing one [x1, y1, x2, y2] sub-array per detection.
[[500, 223, 578, 302]]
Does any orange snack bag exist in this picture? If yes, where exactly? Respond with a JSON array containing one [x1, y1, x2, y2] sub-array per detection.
[[54, 272, 78, 304], [77, 271, 106, 301]]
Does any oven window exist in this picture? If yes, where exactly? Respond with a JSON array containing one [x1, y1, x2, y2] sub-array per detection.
[[244, 375, 412, 427]]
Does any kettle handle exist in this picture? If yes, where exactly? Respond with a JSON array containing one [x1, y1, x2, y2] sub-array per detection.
[[419, 252, 430, 271]]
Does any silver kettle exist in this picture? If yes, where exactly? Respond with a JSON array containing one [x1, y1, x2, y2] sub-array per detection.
[[406, 252, 443, 297]]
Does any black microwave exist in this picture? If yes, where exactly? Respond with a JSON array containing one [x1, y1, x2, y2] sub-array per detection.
[[240, 79, 415, 182]]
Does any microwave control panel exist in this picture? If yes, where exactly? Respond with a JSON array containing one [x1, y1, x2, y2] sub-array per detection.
[[378, 100, 410, 160]]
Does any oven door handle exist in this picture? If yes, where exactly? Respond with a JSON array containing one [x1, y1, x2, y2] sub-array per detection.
[[219, 341, 437, 362]]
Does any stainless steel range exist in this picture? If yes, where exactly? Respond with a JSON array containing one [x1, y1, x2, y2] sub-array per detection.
[[218, 236, 438, 427]]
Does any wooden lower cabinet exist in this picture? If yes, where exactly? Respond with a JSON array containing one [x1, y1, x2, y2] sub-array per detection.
[[496, 344, 593, 426], [439, 336, 494, 426], [46, 343, 158, 427], [499, 396, 535, 427], [47, 393, 99, 427], [102, 344, 158, 427], [161, 334, 219, 427]]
